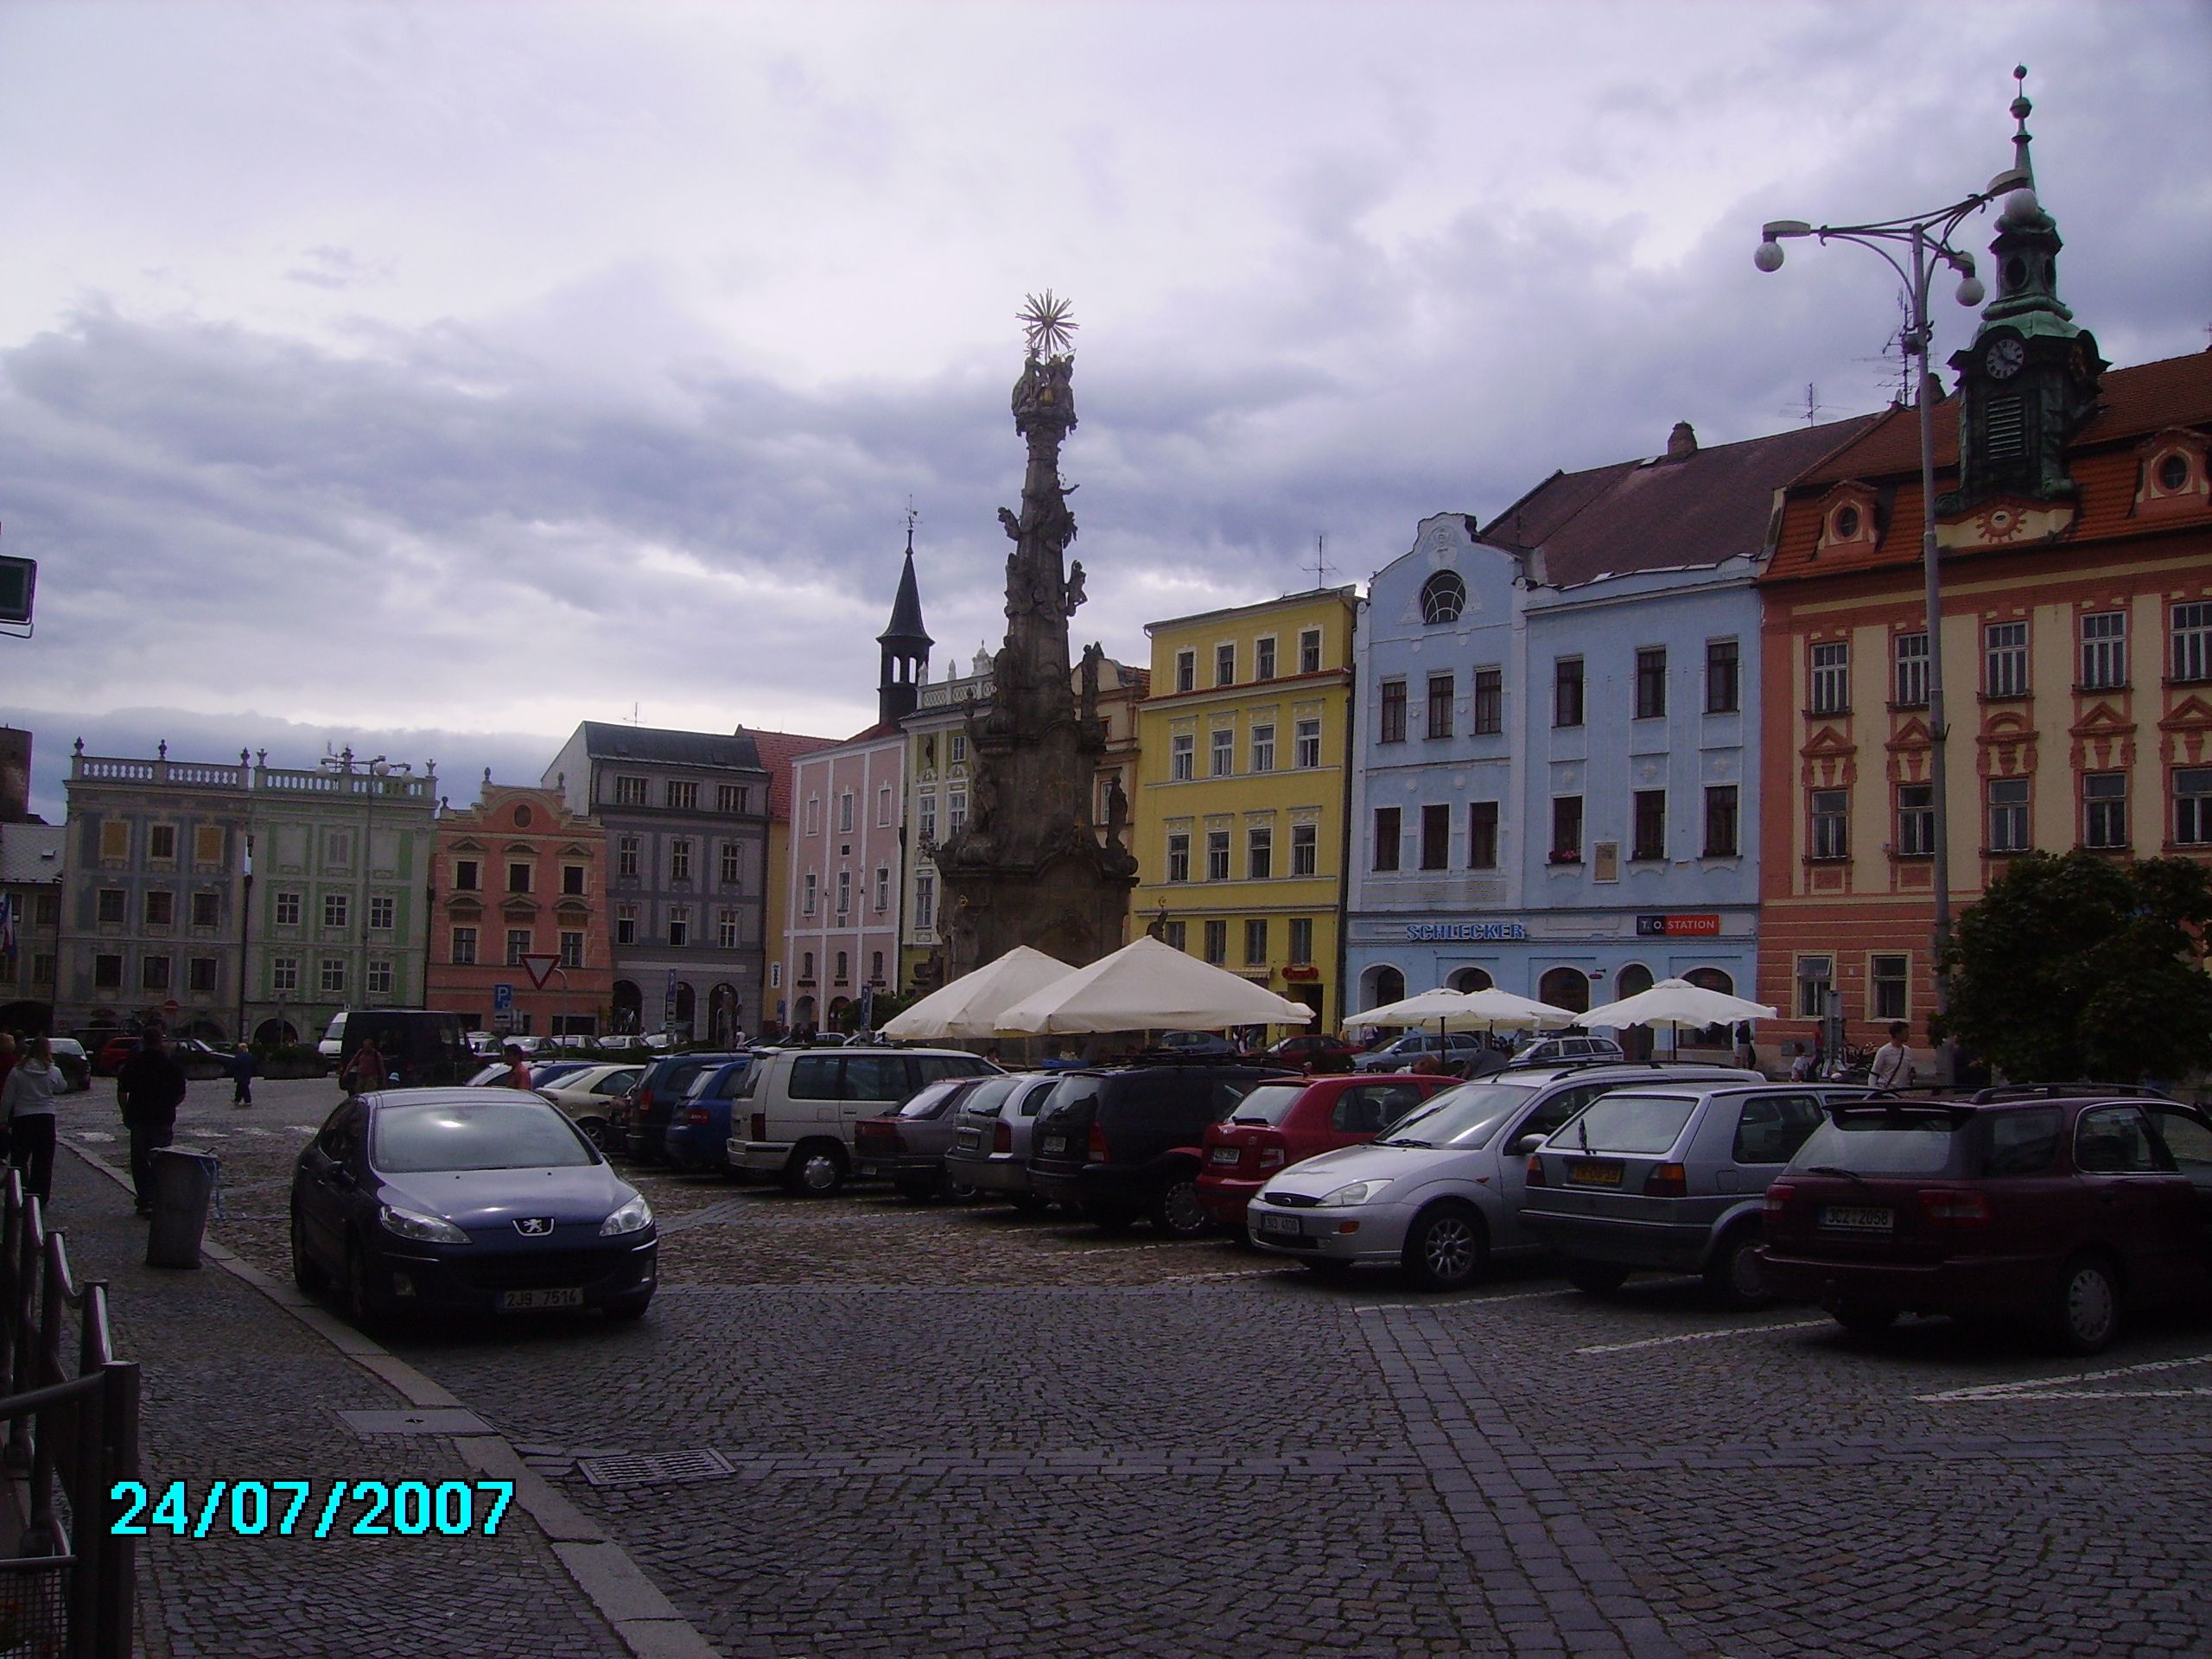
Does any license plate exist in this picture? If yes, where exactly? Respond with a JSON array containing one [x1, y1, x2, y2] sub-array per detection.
[[1567, 1161, 1623, 1186], [1821, 1205, 1894, 1231], [956, 1129, 980, 1149], [1256, 1212, 1302, 1236], [499, 1287, 584, 1311], [1043, 1135, 1066, 1154], [1209, 1146, 1242, 1165]]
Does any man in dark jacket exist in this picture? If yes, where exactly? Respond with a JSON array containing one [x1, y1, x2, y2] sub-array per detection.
[[116, 1030, 188, 1216]]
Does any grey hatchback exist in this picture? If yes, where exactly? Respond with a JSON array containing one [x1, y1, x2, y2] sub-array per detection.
[[1520, 1081, 1874, 1307]]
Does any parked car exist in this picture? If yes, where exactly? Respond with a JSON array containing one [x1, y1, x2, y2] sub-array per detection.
[[853, 1077, 994, 1200], [1196, 1072, 1456, 1232], [321, 1010, 475, 1089], [1027, 1061, 1291, 1236], [1520, 1080, 1873, 1307], [1506, 1033, 1626, 1070], [942, 1072, 1071, 1211], [1155, 1031, 1247, 1060], [289, 1086, 657, 1327], [534, 1064, 646, 1142], [48, 1038, 91, 1092], [662, 1058, 757, 1174], [616, 1052, 750, 1163], [1760, 1088, 2212, 1353], [465, 1032, 499, 1058], [92, 1033, 137, 1077], [1263, 1033, 1358, 1074], [466, 1058, 590, 1090], [1247, 1065, 1760, 1289], [1351, 1031, 1500, 1075], [731, 1047, 1000, 1195]]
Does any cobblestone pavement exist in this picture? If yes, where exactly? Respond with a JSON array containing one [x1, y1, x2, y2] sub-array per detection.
[[59, 1075, 2212, 1656]]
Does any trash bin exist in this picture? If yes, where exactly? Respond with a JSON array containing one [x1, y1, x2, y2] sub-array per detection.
[[147, 1147, 220, 1269]]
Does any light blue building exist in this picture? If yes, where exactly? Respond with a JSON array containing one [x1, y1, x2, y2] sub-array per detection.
[[1345, 416, 1879, 1036]]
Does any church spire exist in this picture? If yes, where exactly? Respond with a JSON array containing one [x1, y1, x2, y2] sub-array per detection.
[[876, 510, 933, 726]]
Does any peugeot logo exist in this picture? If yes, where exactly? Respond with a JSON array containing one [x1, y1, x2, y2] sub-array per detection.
[[514, 1217, 555, 1237]]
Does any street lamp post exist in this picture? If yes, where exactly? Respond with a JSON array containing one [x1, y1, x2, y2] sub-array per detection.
[[1754, 156, 2031, 1059]]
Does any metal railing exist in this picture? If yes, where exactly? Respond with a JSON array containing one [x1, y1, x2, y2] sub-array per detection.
[[0, 1169, 140, 1658]]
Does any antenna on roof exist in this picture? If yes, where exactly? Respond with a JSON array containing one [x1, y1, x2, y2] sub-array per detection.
[[1857, 292, 1916, 407], [1308, 534, 1336, 590], [1781, 383, 1838, 427], [629, 702, 639, 727]]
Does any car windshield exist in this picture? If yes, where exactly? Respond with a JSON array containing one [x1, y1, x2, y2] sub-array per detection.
[[1561, 1093, 1698, 1154], [371, 1100, 597, 1173], [1789, 1108, 1969, 1177], [1230, 1084, 1309, 1126], [958, 1075, 1022, 1117], [899, 1080, 967, 1119], [1375, 1081, 1538, 1148]]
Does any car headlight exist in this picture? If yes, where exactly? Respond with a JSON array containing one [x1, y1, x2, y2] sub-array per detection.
[[600, 1194, 653, 1236], [378, 1204, 469, 1245], [1319, 1179, 1389, 1207]]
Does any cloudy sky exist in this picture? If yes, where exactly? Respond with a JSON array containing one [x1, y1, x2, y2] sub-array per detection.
[[3, 1, 2206, 820]]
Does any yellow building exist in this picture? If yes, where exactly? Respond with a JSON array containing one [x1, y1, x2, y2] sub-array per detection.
[[1134, 588, 1358, 1029]]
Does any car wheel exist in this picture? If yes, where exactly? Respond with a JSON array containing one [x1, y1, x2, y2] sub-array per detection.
[[1703, 1230, 1774, 1311], [1833, 1303, 1898, 1338], [2051, 1253, 2121, 1356], [290, 1209, 330, 1294], [1149, 1176, 1211, 1239], [1564, 1259, 1630, 1296], [1402, 1203, 1487, 1292], [782, 1142, 846, 1198]]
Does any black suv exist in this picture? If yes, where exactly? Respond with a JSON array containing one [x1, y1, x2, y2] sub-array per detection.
[[1028, 1062, 1290, 1236], [613, 1051, 747, 1161]]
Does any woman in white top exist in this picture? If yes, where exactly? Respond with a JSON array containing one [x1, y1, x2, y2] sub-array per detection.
[[3, 1035, 62, 1204]]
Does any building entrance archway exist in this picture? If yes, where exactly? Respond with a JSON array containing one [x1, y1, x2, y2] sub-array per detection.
[[611, 981, 641, 1033], [1447, 966, 1493, 994], [1538, 966, 1592, 1015]]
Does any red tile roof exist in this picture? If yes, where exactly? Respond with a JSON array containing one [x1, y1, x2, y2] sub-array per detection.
[[741, 728, 843, 823]]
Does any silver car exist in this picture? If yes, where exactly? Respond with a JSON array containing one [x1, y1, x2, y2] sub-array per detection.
[[1247, 1065, 1760, 1290], [943, 1073, 1065, 1211]]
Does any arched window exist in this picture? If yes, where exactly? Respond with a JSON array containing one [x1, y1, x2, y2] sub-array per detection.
[[1449, 965, 1493, 993], [1361, 964, 1406, 1012], [1419, 570, 1467, 626], [1538, 966, 1592, 1014], [1615, 963, 1655, 1000], [1685, 966, 1734, 995]]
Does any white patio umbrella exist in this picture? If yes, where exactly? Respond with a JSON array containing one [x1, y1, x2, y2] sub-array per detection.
[[1573, 977, 1778, 1032], [1338, 987, 1576, 1037], [994, 936, 1319, 1036], [880, 945, 1076, 1041]]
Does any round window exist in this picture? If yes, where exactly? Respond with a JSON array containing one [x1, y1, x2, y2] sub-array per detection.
[[1419, 570, 1467, 626], [2003, 256, 2029, 292], [2157, 453, 2190, 493], [513, 804, 534, 829], [1834, 505, 1861, 540]]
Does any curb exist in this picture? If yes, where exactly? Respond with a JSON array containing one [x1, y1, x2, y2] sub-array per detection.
[[64, 1138, 720, 1659]]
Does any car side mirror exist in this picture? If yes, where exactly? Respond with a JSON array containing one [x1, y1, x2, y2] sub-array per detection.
[[1511, 1134, 1546, 1156]]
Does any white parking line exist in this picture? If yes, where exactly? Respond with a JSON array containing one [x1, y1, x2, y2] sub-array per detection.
[[1574, 1319, 1829, 1356], [73, 1131, 115, 1143], [285, 1125, 319, 1134], [1917, 1351, 2212, 1404]]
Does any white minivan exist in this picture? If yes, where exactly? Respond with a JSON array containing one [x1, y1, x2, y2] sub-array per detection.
[[730, 1046, 1000, 1196]]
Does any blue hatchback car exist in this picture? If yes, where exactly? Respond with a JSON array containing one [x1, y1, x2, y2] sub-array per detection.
[[662, 1057, 756, 1173]]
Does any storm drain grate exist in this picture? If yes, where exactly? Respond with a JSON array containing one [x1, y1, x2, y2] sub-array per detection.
[[576, 1448, 734, 1489]]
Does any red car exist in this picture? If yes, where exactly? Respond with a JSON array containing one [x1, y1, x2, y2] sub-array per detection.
[[1760, 1089, 2212, 1355], [1196, 1072, 1456, 1231], [1264, 1033, 1358, 1074], [92, 1034, 137, 1077]]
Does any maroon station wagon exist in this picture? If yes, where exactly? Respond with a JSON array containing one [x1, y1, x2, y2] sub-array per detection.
[[1196, 1073, 1455, 1231], [1760, 1090, 2212, 1355]]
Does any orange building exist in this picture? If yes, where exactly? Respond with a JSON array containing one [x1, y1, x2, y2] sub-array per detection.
[[427, 783, 611, 1036], [1756, 175, 2212, 1066]]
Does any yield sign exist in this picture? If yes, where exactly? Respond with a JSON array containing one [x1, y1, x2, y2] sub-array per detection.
[[518, 953, 563, 990]]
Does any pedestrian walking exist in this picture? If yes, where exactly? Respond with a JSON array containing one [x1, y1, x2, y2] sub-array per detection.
[[502, 1043, 533, 1090], [116, 1030, 188, 1216], [1788, 1042, 1818, 1083], [1869, 1021, 1916, 1090], [3, 1036, 62, 1205], [1733, 1023, 1760, 1074], [341, 1037, 388, 1095], [0, 1033, 17, 1161], [230, 1043, 256, 1108]]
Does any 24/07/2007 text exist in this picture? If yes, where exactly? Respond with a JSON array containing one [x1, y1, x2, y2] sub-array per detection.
[[111, 1478, 515, 1538]]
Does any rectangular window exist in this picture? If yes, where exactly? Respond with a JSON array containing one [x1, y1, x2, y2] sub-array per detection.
[[1205, 830, 1230, 881], [717, 908, 740, 949], [367, 959, 394, 995], [1870, 954, 1910, 1023], [2080, 611, 2128, 690], [1810, 789, 1848, 860], [1255, 637, 1277, 680], [2177, 767, 2212, 846], [836, 871, 851, 916], [1472, 669, 1502, 735], [558, 929, 584, 969], [1467, 802, 1499, 869], [1215, 643, 1236, 687], [1291, 823, 1318, 877], [1985, 621, 2030, 697], [1211, 728, 1234, 777], [1897, 783, 1936, 857], [97, 888, 125, 924], [1420, 804, 1450, 870], [1703, 785, 1739, 858], [877, 785, 892, 827], [914, 871, 936, 932], [1288, 916, 1313, 963], [1986, 777, 2030, 853], [669, 907, 691, 947], [718, 783, 749, 814], [32, 894, 55, 926], [94, 953, 123, 989], [1554, 658, 1584, 728], [507, 861, 532, 893], [1249, 723, 1275, 773], [670, 840, 692, 881], [1170, 734, 1194, 781], [1294, 718, 1321, 769], [1166, 833, 1191, 883], [1705, 639, 1740, 715], [1300, 629, 1322, 674], [451, 926, 477, 965], [1631, 789, 1666, 861], [1162, 919, 1186, 952], [947, 790, 967, 836], [919, 795, 938, 846], [188, 957, 217, 994], [270, 956, 296, 994], [505, 928, 531, 965], [2082, 772, 2128, 849], [454, 859, 480, 892], [1174, 649, 1196, 693], [99, 821, 128, 861], [194, 824, 225, 865], [368, 894, 394, 931], [1379, 680, 1408, 744], [1248, 825, 1272, 880], [320, 957, 345, 995], [950, 734, 967, 765], [564, 863, 588, 895], [1203, 919, 1228, 965], [1796, 954, 1834, 1020], [2173, 601, 2212, 683], [804, 798, 820, 836], [1894, 632, 1929, 708], [617, 836, 639, 877], [803, 873, 817, 916], [323, 893, 348, 930], [666, 780, 698, 810], [1244, 918, 1268, 966], [29, 954, 51, 985], [275, 890, 301, 926], [837, 792, 854, 834], [149, 824, 177, 861], [1551, 796, 1583, 862], [1810, 641, 1850, 715], [1427, 673, 1454, 739], [614, 775, 647, 805], [1634, 647, 1667, 720], [615, 906, 636, 946], [1372, 807, 1401, 872]]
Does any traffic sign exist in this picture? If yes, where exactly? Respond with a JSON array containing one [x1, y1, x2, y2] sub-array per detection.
[[162, 999, 181, 1015], [493, 982, 514, 1011], [519, 953, 562, 990]]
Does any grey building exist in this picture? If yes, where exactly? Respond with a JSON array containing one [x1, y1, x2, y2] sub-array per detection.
[[543, 723, 772, 1043]]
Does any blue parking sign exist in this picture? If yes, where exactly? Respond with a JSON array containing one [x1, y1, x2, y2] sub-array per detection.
[[493, 982, 514, 1011]]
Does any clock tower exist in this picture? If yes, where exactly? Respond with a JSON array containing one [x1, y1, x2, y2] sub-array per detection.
[[1940, 69, 2107, 529]]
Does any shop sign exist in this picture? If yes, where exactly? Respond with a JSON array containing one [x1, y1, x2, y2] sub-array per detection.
[[1635, 913, 1721, 938], [1404, 921, 1528, 942], [1282, 964, 1320, 982]]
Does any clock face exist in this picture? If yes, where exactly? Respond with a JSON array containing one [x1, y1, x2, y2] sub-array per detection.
[[1985, 337, 2025, 378]]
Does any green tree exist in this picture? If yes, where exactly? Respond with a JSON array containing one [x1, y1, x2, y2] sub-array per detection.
[[1940, 851, 2212, 1086]]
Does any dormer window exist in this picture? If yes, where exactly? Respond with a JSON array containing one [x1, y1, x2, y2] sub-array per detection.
[[2158, 454, 2191, 492], [2130, 429, 2207, 518], [1815, 483, 1878, 556], [1833, 505, 1860, 540]]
